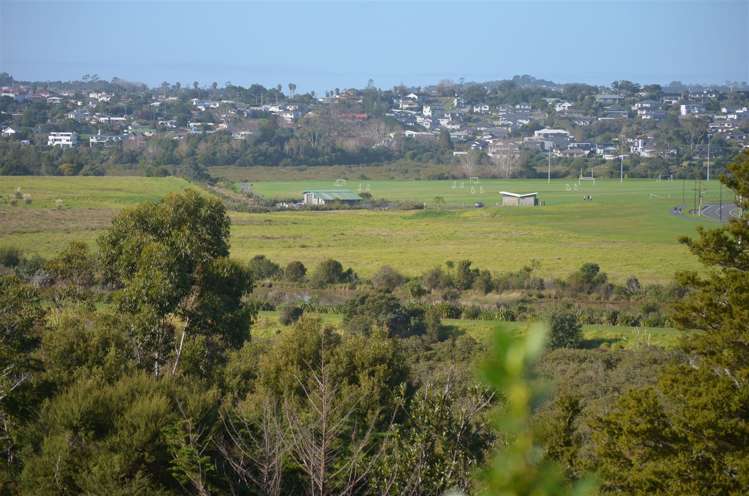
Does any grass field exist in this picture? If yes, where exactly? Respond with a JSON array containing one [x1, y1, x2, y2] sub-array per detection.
[[0, 176, 193, 255], [252, 311, 691, 349], [0, 175, 729, 283]]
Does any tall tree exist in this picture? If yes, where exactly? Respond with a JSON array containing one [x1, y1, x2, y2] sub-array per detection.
[[594, 150, 749, 494]]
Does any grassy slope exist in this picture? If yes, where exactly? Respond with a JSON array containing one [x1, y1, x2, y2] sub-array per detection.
[[0, 176, 728, 283]]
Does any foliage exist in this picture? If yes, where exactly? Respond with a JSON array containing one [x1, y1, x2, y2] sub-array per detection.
[[549, 312, 583, 349], [284, 260, 307, 282], [342, 290, 426, 338], [592, 150, 749, 494], [278, 303, 303, 325], [247, 254, 281, 280], [309, 258, 356, 288], [479, 324, 596, 495], [371, 265, 405, 292]]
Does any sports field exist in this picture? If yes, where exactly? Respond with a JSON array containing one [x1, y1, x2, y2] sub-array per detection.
[[0, 175, 730, 283]]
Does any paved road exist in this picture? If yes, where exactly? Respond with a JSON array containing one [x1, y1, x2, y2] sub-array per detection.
[[700, 203, 741, 222]]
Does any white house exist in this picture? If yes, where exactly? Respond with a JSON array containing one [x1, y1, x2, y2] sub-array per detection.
[[1, 127, 16, 137], [680, 104, 705, 116], [48, 132, 78, 147]]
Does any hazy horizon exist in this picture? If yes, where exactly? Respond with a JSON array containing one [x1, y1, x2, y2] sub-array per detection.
[[2, 1, 748, 93]]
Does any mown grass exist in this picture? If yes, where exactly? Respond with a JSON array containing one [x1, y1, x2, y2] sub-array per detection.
[[0, 176, 727, 283], [251, 310, 690, 349]]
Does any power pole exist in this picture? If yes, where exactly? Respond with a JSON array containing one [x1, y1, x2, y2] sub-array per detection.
[[547, 148, 551, 184], [706, 135, 711, 182], [719, 180, 723, 222], [620, 155, 624, 183]]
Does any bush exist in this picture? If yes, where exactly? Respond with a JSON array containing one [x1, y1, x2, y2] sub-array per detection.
[[371, 265, 405, 292], [14, 187, 22, 199], [0, 246, 23, 268], [278, 304, 304, 325], [284, 261, 307, 282], [247, 255, 281, 280], [549, 312, 583, 349], [462, 305, 482, 320], [342, 290, 425, 338], [310, 259, 356, 288], [454, 260, 478, 290], [22, 194, 32, 205]]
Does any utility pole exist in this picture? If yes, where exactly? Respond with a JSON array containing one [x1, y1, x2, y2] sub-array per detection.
[[719, 180, 723, 222], [547, 148, 551, 184], [706, 134, 711, 182], [620, 155, 624, 183]]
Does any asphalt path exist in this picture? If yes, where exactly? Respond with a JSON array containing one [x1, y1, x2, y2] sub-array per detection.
[[670, 203, 741, 223], [700, 203, 741, 222]]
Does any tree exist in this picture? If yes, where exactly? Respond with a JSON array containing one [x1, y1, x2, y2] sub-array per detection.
[[371, 265, 405, 292], [310, 259, 356, 288], [342, 291, 425, 338], [549, 312, 583, 349], [284, 260, 307, 282], [98, 190, 254, 378], [248, 254, 281, 280], [593, 150, 749, 494]]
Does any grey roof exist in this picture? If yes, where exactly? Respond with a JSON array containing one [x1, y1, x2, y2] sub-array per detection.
[[304, 189, 362, 201]]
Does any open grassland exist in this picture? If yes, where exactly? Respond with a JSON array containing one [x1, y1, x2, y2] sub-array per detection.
[[233, 178, 730, 282], [0, 175, 729, 283], [252, 311, 691, 349], [0, 176, 193, 255]]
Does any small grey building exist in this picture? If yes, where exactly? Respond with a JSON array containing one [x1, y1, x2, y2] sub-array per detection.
[[500, 191, 538, 207], [303, 189, 362, 206]]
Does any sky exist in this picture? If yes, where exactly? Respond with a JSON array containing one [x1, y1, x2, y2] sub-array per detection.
[[1, 0, 747, 93]]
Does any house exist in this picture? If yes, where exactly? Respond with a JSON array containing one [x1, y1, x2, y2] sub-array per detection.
[[422, 104, 444, 119], [48, 132, 78, 147], [555, 101, 573, 112], [500, 191, 538, 207], [1, 127, 16, 137], [302, 189, 362, 206], [596, 94, 624, 106], [680, 104, 705, 116], [533, 128, 570, 149], [89, 130, 122, 147]]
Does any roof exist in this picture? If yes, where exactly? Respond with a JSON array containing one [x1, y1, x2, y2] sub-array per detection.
[[500, 191, 538, 198], [304, 189, 362, 201]]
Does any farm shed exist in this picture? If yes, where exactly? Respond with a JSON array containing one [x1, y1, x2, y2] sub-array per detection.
[[303, 189, 362, 206], [500, 191, 538, 207]]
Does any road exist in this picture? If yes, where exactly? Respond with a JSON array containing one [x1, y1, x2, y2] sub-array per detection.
[[700, 203, 741, 222]]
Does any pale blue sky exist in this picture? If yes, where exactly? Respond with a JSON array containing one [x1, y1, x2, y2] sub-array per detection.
[[1, 1, 747, 92]]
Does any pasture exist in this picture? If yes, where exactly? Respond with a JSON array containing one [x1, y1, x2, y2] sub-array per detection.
[[252, 311, 690, 349], [0, 175, 730, 283]]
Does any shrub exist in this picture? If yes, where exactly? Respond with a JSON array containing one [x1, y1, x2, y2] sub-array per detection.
[[454, 260, 478, 290], [247, 255, 281, 280], [0, 246, 23, 268], [22, 194, 32, 205], [342, 290, 425, 338], [310, 259, 356, 287], [406, 280, 428, 300], [549, 312, 583, 349], [55, 199, 64, 210], [474, 269, 494, 294], [422, 266, 451, 290], [14, 187, 22, 199], [462, 305, 482, 320], [278, 304, 304, 325], [284, 261, 307, 282], [371, 265, 405, 292]]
